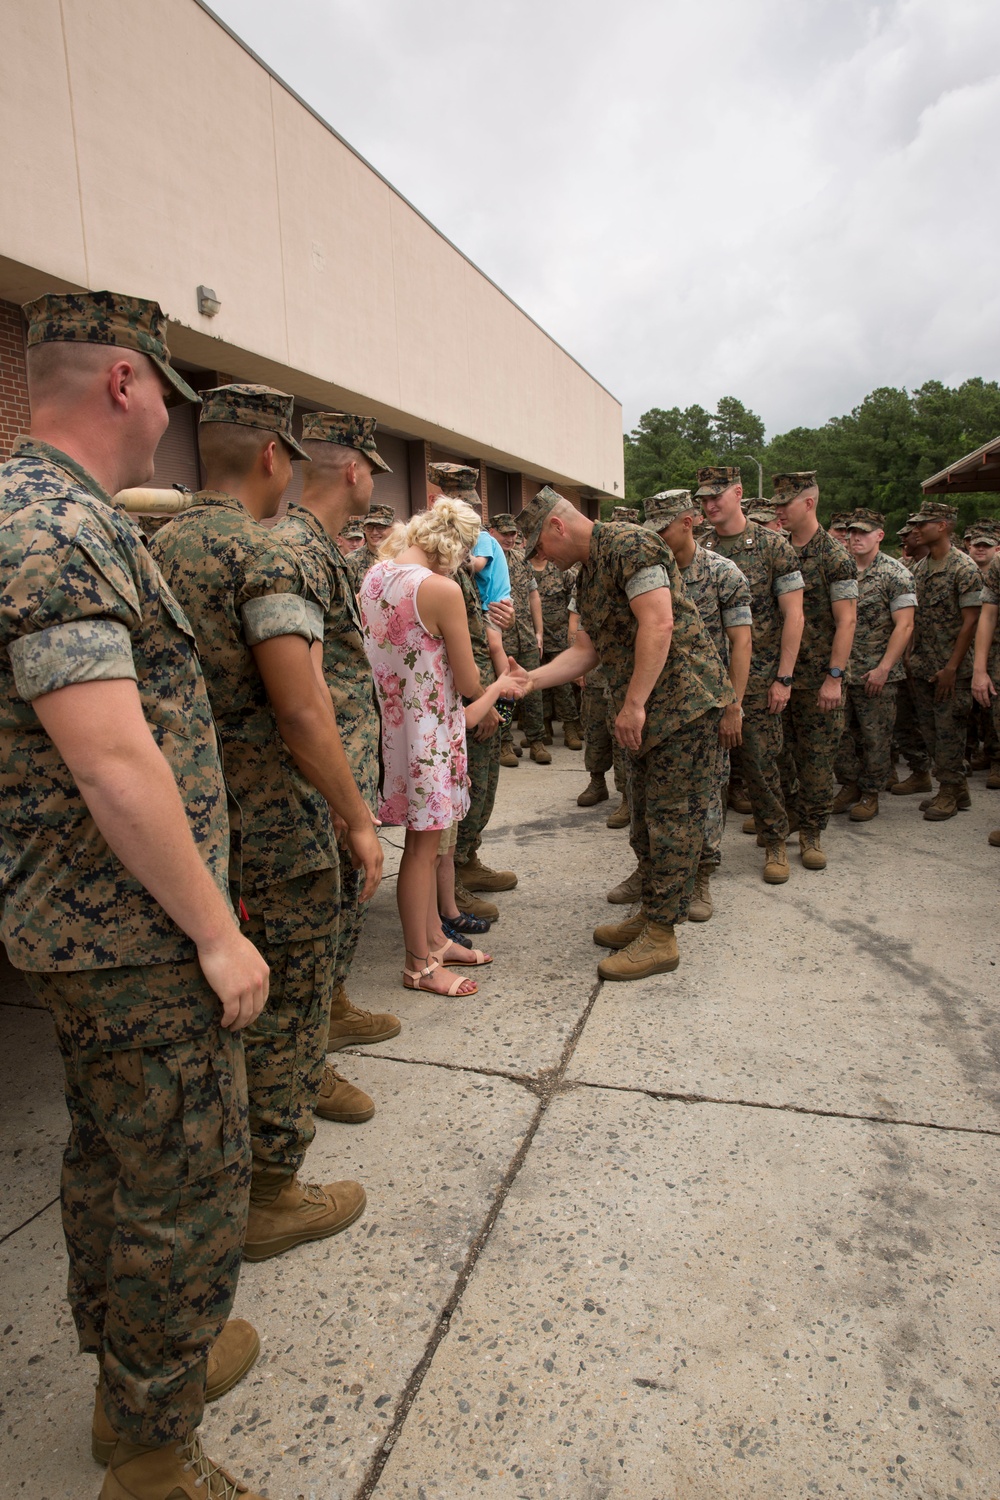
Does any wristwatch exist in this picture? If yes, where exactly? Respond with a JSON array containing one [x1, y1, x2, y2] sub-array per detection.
[[826, 667, 845, 679], [775, 675, 793, 687]]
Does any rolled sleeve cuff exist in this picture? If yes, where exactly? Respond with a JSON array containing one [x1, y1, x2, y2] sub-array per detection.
[[959, 590, 983, 609], [528, 577, 538, 592], [982, 586, 1000, 606], [774, 570, 805, 596], [722, 605, 753, 629], [8, 619, 136, 701], [830, 580, 859, 601], [625, 565, 670, 600], [242, 594, 325, 646], [889, 592, 917, 612]]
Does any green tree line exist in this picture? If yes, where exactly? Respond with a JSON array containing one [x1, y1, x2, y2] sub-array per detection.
[[618, 380, 1000, 541]]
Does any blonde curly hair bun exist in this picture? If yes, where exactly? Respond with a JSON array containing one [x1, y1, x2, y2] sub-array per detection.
[[380, 496, 482, 573]]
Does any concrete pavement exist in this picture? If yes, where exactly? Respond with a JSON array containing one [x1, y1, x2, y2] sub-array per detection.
[[1, 745, 997, 1498]]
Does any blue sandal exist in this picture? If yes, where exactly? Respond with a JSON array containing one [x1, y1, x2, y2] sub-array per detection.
[[443, 910, 491, 934], [441, 919, 473, 948]]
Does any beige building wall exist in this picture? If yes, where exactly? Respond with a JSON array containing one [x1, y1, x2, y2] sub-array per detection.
[[0, 0, 623, 500]]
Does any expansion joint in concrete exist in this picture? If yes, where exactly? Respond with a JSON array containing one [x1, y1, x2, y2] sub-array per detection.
[[354, 977, 605, 1498]]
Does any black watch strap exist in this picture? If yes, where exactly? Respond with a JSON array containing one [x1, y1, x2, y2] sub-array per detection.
[[776, 675, 793, 687]]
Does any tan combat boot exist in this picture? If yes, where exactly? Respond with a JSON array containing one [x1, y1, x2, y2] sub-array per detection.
[[728, 783, 752, 814], [543, 717, 554, 745], [606, 795, 630, 829], [499, 739, 519, 768], [528, 740, 552, 765], [593, 909, 647, 949], [762, 841, 789, 884], [799, 831, 827, 869], [688, 865, 714, 922], [606, 865, 642, 904], [456, 851, 517, 891], [315, 1064, 374, 1124], [92, 1321, 260, 1464], [243, 1172, 366, 1262], [890, 769, 932, 795], [99, 1434, 264, 1500], [597, 921, 679, 981], [832, 782, 860, 814], [742, 815, 758, 835], [563, 719, 583, 750], [577, 774, 609, 806], [849, 791, 879, 821], [987, 761, 1000, 789], [922, 783, 961, 820], [455, 881, 499, 921], [327, 983, 401, 1051], [988, 827, 1000, 846]]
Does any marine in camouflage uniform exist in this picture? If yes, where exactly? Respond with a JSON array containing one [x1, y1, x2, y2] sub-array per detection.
[[906, 500, 983, 814], [518, 489, 734, 979], [276, 412, 400, 1051], [0, 294, 251, 1452], [531, 554, 579, 729], [973, 552, 1000, 827], [834, 510, 917, 807], [646, 490, 752, 873], [704, 471, 805, 852], [151, 387, 367, 1234], [773, 472, 858, 852], [345, 503, 396, 591], [488, 511, 545, 748]]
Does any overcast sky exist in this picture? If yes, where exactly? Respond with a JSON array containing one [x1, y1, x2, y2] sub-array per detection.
[[208, 0, 999, 440]]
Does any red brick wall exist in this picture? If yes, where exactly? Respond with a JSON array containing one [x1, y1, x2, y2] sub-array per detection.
[[0, 300, 30, 460]]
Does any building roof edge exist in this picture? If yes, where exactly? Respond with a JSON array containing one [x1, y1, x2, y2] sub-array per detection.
[[192, 0, 621, 410]]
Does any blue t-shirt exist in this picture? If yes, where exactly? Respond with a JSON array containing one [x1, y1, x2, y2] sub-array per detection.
[[472, 531, 512, 610]]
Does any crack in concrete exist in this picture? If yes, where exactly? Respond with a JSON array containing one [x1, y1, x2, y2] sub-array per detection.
[[0, 1194, 59, 1247], [354, 976, 606, 1499], [345, 1050, 1000, 1137]]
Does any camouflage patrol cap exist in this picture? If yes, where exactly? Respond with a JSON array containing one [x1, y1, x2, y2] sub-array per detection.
[[341, 522, 365, 540], [301, 411, 391, 472], [746, 501, 778, 524], [643, 490, 697, 531], [199, 384, 310, 459], [363, 504, 396, 527], [772, 472, 818, 503], [489, 511, 519, 534], [908, 500, 957, 525], [611, 505, 638, 523], [516, 485, 565, 559], [967, 517, 1000, 543], [23, 289, 200, 406], [829, 512, 852, 529], [695, 465, 741, 498], [428, 462, 480, 495], [897, 523, 913, 538], [846, 508, 885, 532]]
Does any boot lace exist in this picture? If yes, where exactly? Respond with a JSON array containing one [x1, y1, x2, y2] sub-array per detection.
[[179, 1435, 245, 1498]]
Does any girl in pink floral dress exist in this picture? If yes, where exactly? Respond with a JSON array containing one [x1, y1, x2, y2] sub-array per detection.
[[361, 499, 521, 997]]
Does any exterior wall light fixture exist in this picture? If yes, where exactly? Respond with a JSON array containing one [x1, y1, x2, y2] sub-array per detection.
[[197, 285, 221, 317]]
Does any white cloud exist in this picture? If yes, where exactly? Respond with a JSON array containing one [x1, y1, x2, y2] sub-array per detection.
[[207, 0, 1000, 438]]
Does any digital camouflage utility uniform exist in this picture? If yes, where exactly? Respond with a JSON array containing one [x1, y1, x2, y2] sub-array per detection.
[[455, 566, 501, 866], [980, 555, 1000, 744], [152, 485, 340, 1183], [784, 528, 858, 832], [0, 440, 249, 1447], [836, 549, 917, 793], [533, 557, 578, 727], [574, 523, 734, 924], [277, 501, 381, 993], [706, 521, 804, 841], [909, 546, 983, 783], [678, 544, 752, 867], [501, 546, 545, 743]]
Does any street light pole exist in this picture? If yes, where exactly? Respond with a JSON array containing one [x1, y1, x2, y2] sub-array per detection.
[[735, 452, 763, 499]]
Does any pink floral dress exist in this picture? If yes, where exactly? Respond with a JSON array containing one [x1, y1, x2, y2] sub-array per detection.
[[360, 561, 470, 830]]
